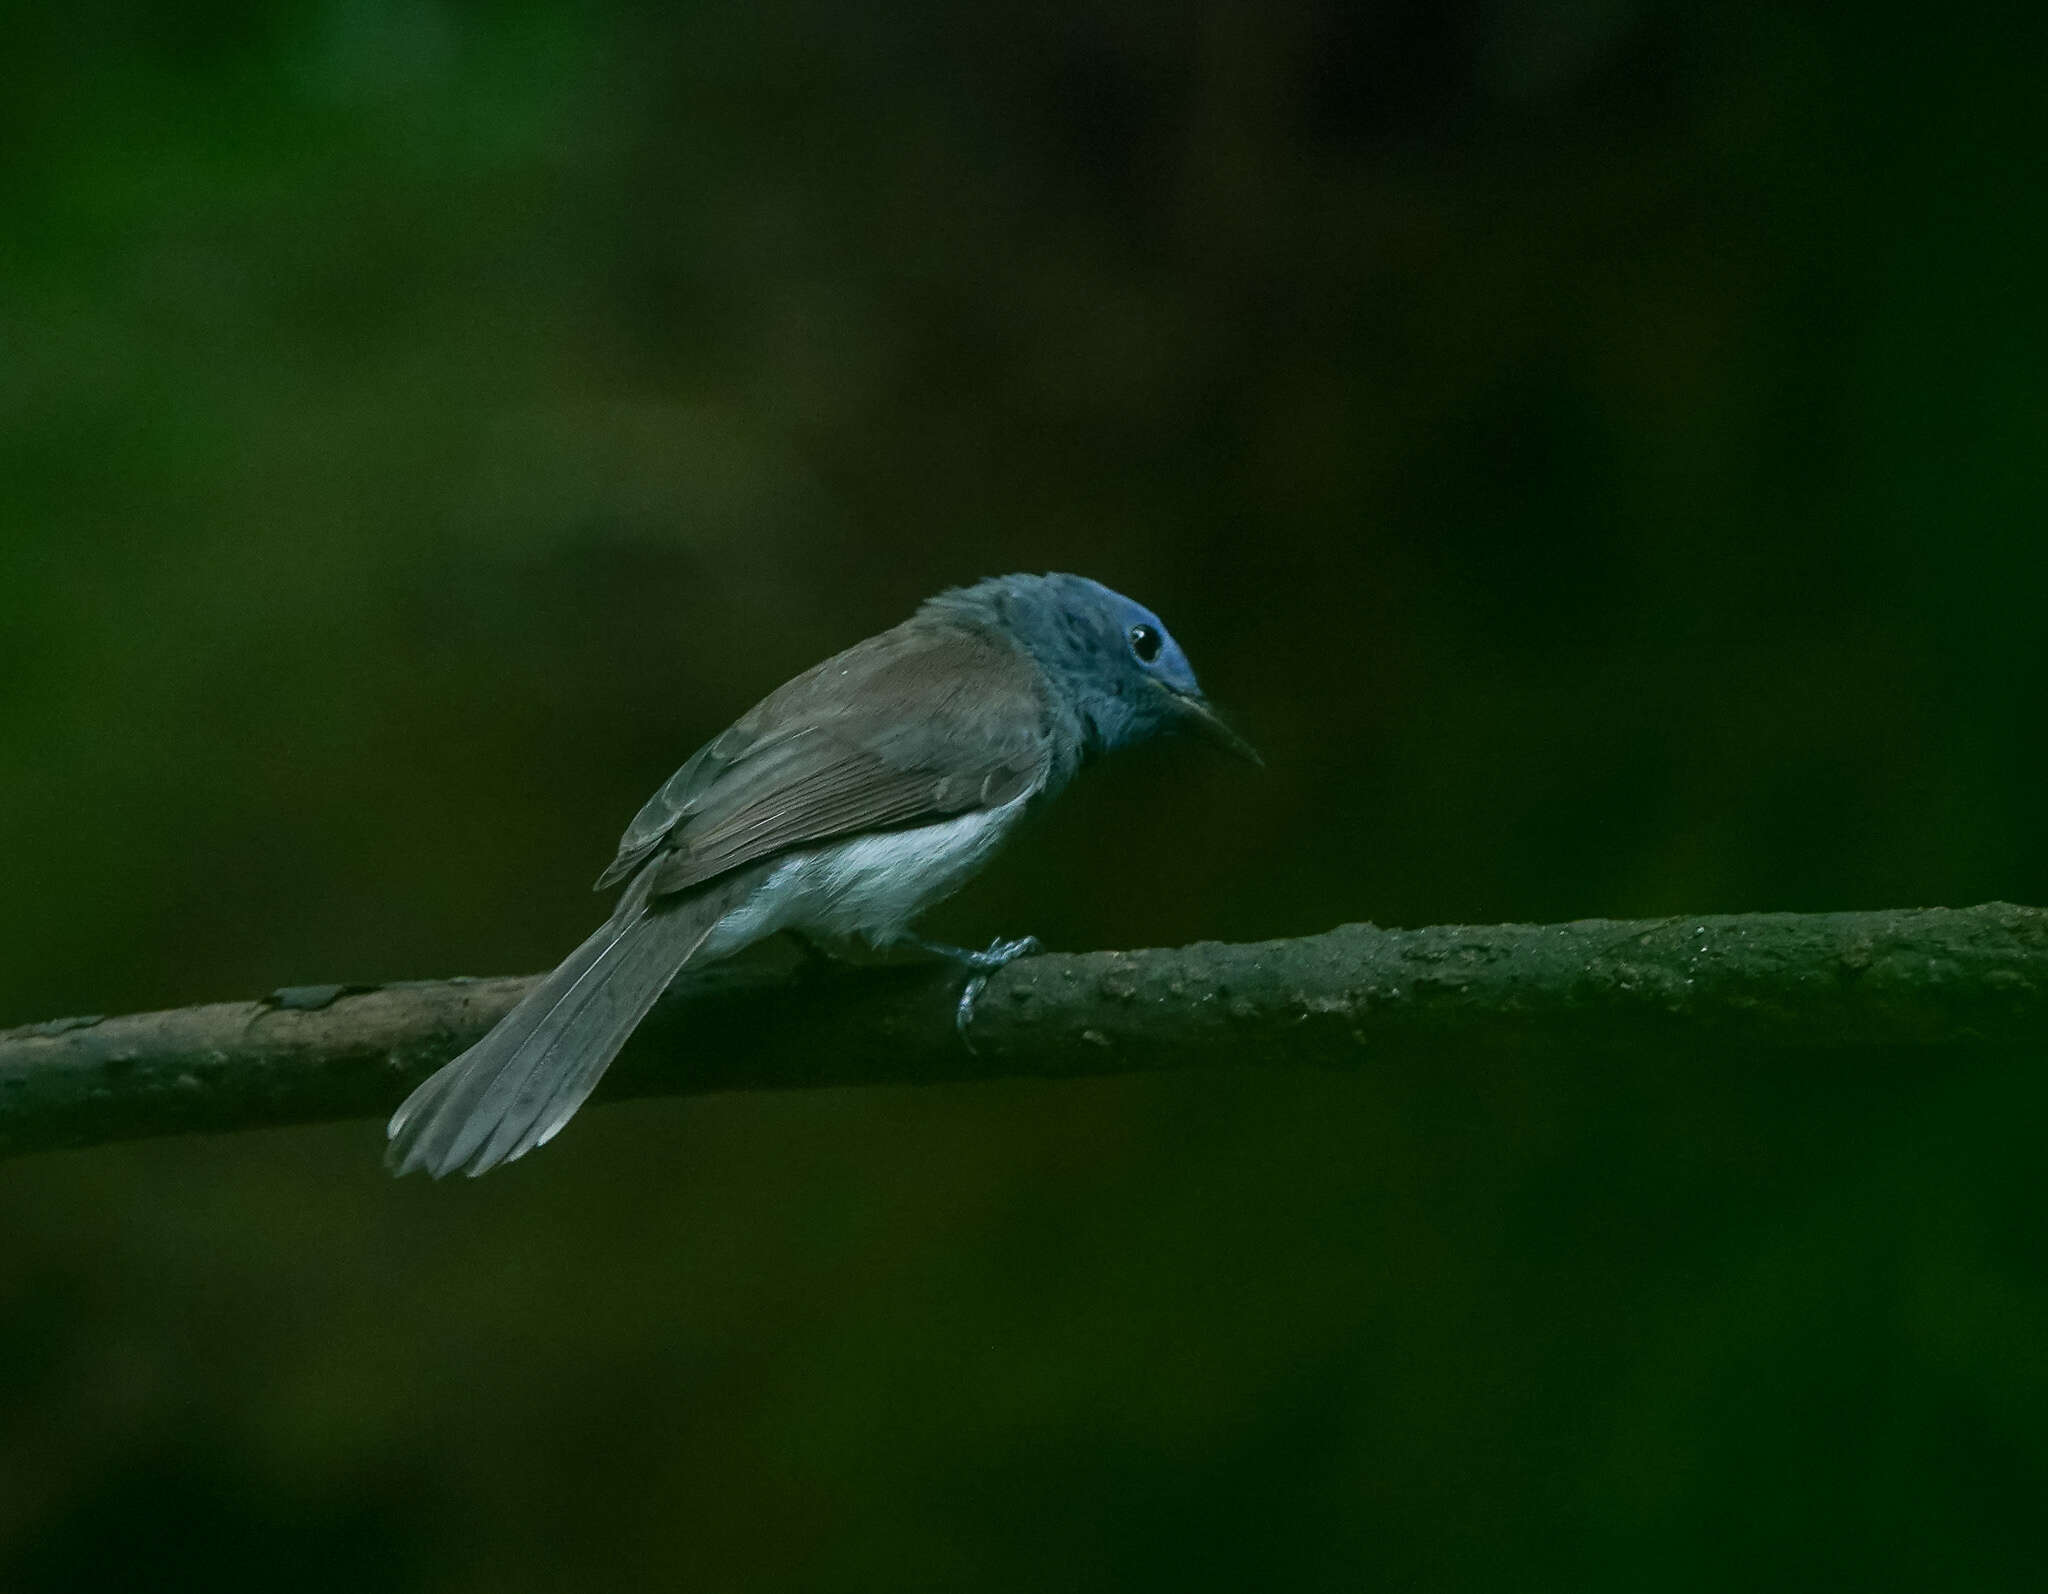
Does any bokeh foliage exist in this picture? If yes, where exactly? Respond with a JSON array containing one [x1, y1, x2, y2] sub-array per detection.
[[4, 1, 2047, 1588]]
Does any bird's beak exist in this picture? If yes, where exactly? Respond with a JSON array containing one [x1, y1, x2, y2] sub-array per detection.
[[1162, 685, 1262, 766]]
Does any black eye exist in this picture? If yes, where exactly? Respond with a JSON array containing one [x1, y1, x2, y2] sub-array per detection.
[[1128, 623, 1162, 664]]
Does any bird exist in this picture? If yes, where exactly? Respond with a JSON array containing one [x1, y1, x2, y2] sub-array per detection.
[[385, 572, 1257, 1178]]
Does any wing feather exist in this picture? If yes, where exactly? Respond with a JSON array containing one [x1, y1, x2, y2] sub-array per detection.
[[598, 621, 1050, 901]]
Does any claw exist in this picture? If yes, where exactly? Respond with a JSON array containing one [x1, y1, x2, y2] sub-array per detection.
[[909, 933, 1041, 1053], [956, 974, 990, 1052]]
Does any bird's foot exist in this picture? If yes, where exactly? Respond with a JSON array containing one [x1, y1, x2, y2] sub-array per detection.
[[907, 934, 1042, 1052]]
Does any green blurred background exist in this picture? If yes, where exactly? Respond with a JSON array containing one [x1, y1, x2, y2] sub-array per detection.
[[5, 1, 2047, 1587]]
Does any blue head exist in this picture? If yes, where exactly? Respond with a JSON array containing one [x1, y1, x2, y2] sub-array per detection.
[[927, 573, 1259, 764]]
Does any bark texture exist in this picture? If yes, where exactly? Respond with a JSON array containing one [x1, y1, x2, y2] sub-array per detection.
[[5, 903, 2047, 1161]]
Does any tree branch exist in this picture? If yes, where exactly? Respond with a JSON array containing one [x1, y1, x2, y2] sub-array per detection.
[[5, 903, 2047, 1162]]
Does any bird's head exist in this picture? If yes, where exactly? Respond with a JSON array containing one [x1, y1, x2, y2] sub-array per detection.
[[947, 573, 1260, 765]]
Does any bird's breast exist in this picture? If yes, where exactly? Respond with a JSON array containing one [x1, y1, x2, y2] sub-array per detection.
[[696, 800, 1029, 956]]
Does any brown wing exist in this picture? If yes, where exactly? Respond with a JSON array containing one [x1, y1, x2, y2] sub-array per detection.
[[595, 620, 1050, 900]]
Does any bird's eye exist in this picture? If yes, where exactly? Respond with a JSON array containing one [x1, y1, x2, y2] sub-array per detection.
[[1129, 623, 1162, 664]]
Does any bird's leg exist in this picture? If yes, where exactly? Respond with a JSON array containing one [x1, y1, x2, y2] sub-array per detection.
[[905, 934, 1042, 1051], [785, 928, 855, 971]]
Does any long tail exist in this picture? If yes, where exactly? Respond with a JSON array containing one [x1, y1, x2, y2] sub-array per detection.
[[385, 866, 765, 1179]]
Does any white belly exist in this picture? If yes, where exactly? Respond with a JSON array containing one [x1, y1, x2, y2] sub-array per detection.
[[696, 802, 1027, 959]]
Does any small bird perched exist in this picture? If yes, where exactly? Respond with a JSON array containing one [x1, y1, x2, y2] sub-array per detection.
[[386, 572, 1256, 1178]]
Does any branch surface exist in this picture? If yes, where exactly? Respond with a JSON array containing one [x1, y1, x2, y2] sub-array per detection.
[[5, 903, 2047, 1162]]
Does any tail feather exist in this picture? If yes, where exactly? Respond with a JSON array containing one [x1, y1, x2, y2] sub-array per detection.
[[385, 865, 769, 1179], [427, 909, 663, 1174], [466, 905, 722, 1171], [384, 916, 628, 1171]]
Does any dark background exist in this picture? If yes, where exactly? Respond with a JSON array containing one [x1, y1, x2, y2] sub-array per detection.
[[5, 2, 2047, 1588]]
